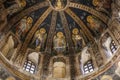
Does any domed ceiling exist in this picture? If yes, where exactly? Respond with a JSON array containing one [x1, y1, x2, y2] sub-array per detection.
[[1, 0, 112, 55], [1, 0, 120, 80]]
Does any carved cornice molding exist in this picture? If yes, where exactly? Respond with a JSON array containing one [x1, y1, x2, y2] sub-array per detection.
[[0, 47, 120, 80]]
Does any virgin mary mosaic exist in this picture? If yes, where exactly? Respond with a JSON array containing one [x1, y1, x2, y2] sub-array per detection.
[[49, 0, 68, 10]]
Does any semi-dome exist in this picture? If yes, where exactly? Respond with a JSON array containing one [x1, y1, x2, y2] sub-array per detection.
[[0, 0, 120, 80]]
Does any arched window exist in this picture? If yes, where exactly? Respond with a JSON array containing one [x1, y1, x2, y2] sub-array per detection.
[[101, 33, 116, 58], [83, 60, 94, 74], [23, 59, 36, 74], [110, 40, 117, 53]]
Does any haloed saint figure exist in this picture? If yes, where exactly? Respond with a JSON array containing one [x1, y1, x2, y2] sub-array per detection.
[[49, 0, 67, 10]]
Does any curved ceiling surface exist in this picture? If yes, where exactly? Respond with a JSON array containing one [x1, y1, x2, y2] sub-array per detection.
[[1, 0, 112, 54]]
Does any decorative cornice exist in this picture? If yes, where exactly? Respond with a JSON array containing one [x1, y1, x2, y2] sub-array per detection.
[[0, 47, 119, 80]]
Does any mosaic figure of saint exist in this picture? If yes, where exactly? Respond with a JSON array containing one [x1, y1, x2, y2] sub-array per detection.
[[49, 0, 67, 10], [53, 32, 66, 53], [7, 0, 26, 15], [72, 28, 85, 50], [32, 28, 47, 51], [55, 0, 64, 10], [16, 16, 33, 38], [87, 15, 104, 36], [92, 0, 112, 14]]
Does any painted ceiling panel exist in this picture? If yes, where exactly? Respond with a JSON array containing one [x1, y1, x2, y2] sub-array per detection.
[[0, 0, 113, 56], [0, 0, 119, 80]]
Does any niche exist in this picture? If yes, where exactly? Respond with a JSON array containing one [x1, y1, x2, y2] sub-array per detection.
[[53, 57, 66, 78]]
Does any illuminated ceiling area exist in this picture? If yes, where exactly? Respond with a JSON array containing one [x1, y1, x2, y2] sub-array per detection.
[[0, 0, 120, 80]]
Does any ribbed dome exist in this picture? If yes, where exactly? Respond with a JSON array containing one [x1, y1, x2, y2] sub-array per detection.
[[1, 0, 111, 53], [0, 0, 120, 80]]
